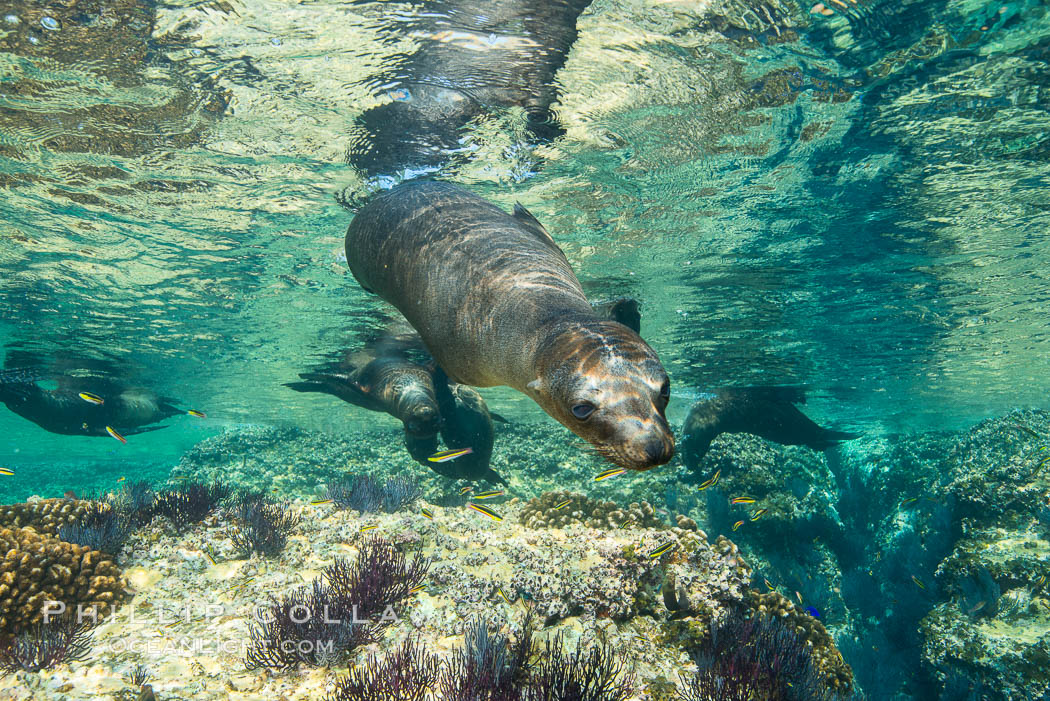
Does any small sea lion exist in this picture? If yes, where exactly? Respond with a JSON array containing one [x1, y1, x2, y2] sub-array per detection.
[[0, 375, 182, 437], [344, 181, 674, 470], [285, 348, 440, 440], [680, 386, 860, 469]]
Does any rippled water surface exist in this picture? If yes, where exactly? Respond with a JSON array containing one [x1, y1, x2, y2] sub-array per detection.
[[1, 0, 1048, 460]]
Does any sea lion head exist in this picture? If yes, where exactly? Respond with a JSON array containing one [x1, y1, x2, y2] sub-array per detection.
[[530, 321, 674, 470], [386, 370, 441, 438]]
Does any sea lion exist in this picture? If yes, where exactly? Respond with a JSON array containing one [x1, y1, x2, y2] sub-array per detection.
[[344, 181, 674, 470], [348, 0, 592, 175], [0, 375, 182, 437], [680, 386, 860, 469], [285, 341, 441, 440], [425, 369, 508, 484]]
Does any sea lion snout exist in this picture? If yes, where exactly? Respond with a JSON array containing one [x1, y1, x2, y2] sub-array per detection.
[[403, 403, 440, 437], [538, 322, 676, 470]]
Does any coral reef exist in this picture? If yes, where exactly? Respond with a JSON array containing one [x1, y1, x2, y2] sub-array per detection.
[[325, 474, 422, 513], [439, 616, 532, 701], [676, 610, 836, 701], [152, 480, 230, 530], [0, 526, 125, 634], [0, 617, 95, 675], [745, 590, 852, 692], [519, 490, 666, 530], [57, 501, 133, 556], [245, 537, 430, 670], [526, 631, 635, 701], [0, 499, 97, 537], [228, 493, 301, 558], [325, 638, 440, 701]]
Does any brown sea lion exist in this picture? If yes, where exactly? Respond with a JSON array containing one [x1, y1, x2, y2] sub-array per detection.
[[0, 373, 182, 437], [284, 339, 441, 440], [344, 181, 674, 470], [680, 386, 860, 469]]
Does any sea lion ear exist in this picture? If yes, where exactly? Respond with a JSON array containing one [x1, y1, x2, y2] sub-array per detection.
[[527, 379, 545, 395]]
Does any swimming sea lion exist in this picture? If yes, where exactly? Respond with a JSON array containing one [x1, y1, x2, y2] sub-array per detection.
[[285, 351, 441, 440], [344, 181, 674, 471], [680, 386, 860, 469], [0, 376, 182, 437]]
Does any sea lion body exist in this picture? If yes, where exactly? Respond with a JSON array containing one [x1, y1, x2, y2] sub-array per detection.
[[345, 181, 674, 470], [681, 386, 860, 469], [0, 381, 180, 437], [286, 352, 440, 439]]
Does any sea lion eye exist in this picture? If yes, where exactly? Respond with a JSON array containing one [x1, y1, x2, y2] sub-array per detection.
[[571, 402, 595, 420]]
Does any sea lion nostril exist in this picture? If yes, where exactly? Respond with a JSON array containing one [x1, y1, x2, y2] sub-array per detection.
[[644, 439, 667, 462]]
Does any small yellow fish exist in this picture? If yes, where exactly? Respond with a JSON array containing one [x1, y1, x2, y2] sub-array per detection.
[[106, 426, 127, 444], [410, 584, 426, 594], [647, 541, 677, 559], [698, 469, 721, 491], [1036, 574, 1046, 588], [750, 508, 768, 521], [795, 591, 803, 604], [421, 508, 434, 520], [467, 503, 502, 522], [78, 392, 104, 405], [472, 490, 505, 500], [203, 549, 217, 566], [764, 578, 777, 591], [1016, 424, 1040, 438], [0, 468, 13, 476], [553, 499, 572, 510], [730, 496, 756, 505], [311, 498, 334, 506], [496, 585, 515, 605], [595, 467, 627, 482], [619, 517, 634, 530], [459, 486, 474, 496], [117, 476, 126, 483], [901, 497, 920, 507], [359, 524, 378, 532], [732, 520, 744, 531], [911, 575, 926, 590], [429, 447, 474, 463], [187, 409, 206, 418]]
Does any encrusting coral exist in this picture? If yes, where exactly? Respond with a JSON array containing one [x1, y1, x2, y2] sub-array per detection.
[[519, 490, 667, 530], [0, 526, 126, 634]]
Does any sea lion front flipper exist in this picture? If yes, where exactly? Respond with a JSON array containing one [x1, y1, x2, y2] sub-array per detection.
[[490, 412, 510, 424], [512, 203, 563, 253], [592, 297, 641, 334]]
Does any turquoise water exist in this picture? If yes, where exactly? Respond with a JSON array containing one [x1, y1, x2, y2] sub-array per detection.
[[1, 0, 1049, 698]]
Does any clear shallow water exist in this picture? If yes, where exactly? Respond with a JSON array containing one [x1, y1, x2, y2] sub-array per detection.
[[0, 1, 1049, 697], [2, 0, 1047, 457]]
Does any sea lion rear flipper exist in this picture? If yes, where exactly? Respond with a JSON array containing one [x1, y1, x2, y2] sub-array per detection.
[[739, 392, 859, 450], [490, 412, 510, 424], [482, 467, 508, 486], [120, 425, 170, 436]]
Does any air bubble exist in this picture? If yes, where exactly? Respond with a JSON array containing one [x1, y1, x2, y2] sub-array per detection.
[[40, 16, 60, 30]]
